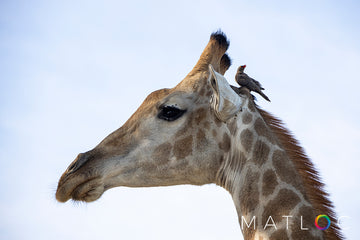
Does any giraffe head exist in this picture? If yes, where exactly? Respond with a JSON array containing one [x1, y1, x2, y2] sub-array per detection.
[[56, 32, 253, 203]]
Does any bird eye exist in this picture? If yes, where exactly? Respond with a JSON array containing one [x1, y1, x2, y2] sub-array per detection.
[[158, 106, 186, 121]]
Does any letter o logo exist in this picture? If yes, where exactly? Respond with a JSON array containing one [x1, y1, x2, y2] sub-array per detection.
[[315, 215, 331, 230]]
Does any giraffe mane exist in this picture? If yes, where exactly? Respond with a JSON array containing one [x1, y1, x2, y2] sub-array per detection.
[[257, 105, 344, 240]]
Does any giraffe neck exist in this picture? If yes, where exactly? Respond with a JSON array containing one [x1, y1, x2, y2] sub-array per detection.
[[216, 102, 325, 240]]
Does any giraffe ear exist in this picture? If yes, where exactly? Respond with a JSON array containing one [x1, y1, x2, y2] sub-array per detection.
[[208, 65, 242, 122]]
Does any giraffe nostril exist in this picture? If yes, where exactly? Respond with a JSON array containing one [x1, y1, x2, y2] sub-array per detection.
[[67, 161, 77, 173], [66, 153, 85, 174], [64, 150, 104, 176]]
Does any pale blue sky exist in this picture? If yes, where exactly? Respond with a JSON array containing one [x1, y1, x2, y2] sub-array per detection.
[[1, 1, 359, 239]]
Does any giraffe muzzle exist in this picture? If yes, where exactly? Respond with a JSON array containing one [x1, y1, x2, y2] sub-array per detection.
[[56, 150, 106, 202]]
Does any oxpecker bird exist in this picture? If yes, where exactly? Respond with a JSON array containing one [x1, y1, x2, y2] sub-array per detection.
[[235, 65, 270, 102]]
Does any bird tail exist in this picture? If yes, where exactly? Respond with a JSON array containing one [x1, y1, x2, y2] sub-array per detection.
[[259, 91, 271, 102]]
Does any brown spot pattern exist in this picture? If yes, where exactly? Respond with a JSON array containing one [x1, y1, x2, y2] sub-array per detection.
[[253, 140, 270, 166], [194, 108, 207, 125], [299, 205, 317, 229], [291, 205, 322, 240], [240, 129, 253, 152], [151, 143, 172, 165], [203, 121, 210, 130], [242, 111, 253, 124], [272, 150, 303, 188], [173, 135, 193, 159], [139, 161, 158, 172], [257, 108, 342, 239], [261, 189, 300, 227], [175, 125, 189, 138], [262, 170, 278, 197], [187, 112, 194, 127], [196, 129, 206, 150], [174, 158, 190, 170], [240, 169, 260, 214], [218, 133, 231, 152], [254, 118, 275, 144]]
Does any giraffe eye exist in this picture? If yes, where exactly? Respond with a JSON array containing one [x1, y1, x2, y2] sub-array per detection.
[[158, 106, 187, 121]]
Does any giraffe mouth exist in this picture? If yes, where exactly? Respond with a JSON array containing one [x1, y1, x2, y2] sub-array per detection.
[[69, 177, 105, 202], [56, 173, 105, 203]]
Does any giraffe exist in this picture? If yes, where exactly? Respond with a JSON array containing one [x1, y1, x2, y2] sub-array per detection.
[[56, 31, 343, 240]]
